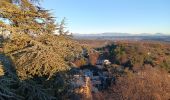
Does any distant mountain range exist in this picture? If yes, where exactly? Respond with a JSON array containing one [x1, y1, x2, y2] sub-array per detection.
[[73, 32, 169, 37]]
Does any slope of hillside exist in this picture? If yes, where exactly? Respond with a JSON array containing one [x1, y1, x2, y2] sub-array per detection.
[[96, 41, 170, 72]]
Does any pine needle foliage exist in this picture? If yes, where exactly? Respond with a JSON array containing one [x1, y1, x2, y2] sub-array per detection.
[[0, 0, 84, 99], [3, 33, 83, 80], [0, 0, 83, 80], [0, 0, 56, 35]]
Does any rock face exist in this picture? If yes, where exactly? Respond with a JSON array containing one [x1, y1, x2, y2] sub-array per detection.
[[70, 65, 115, 99], [103, 59, 111, 65]]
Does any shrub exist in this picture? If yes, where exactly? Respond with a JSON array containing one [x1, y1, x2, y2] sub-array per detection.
[[88, 50, 99, 65], [73, 58, 87, 67], [105, 67, 170, 100]]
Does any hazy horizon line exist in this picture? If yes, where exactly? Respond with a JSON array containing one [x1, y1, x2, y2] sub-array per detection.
[[72, 32, 170, 35]]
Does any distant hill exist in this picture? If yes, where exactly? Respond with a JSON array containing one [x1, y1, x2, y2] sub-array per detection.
[[73, 32, 169, 37], [100, 32, 132, 36], [73, 32, 170, 42]]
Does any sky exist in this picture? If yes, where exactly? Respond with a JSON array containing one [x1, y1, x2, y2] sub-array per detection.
[[42, 0, 170, 34]]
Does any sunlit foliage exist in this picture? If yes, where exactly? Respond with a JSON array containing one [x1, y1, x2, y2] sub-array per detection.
[[0, 0, 56, 35], [0, 0, 84, 99]]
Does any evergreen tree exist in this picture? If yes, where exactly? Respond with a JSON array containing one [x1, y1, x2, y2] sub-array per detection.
[[1, 0, 83, 80], [0, 0, 84, 99], [58, 17, 70, 35], [0, 0, 56, 37]]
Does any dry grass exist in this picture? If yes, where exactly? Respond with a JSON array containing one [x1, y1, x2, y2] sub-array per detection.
[[104, 67, 170, 100]]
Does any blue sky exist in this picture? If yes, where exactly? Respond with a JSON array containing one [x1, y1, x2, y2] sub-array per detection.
[[42, 0, 170, 34]]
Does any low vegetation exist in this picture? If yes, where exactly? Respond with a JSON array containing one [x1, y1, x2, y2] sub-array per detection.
[[103, 66, 170, 100], [97, 41, 170, 72]]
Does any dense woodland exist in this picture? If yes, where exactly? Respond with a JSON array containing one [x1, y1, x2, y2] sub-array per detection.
[[0, 0, 170, 100]]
